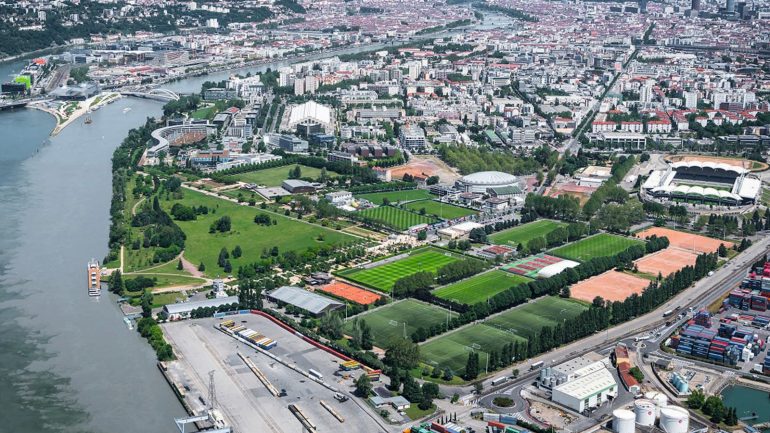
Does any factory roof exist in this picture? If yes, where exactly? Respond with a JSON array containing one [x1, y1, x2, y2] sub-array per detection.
[[552, 366, 617, 400], [288, 100, 332, 127], [267, 286, 343, 315]]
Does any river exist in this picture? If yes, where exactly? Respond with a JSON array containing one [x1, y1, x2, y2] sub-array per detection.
[[721, 385, 770, 431], [0, 13, 515, 431]]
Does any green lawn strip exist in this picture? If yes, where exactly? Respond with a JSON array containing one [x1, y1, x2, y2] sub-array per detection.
[[339, 247, 463, 292], [403, 200, 476, 220], [432, 270, 531, 305], [342, 299, 456, 349], [225, 164, 329, 187], [219, 188, 264, 202], [404, 403, 437, 420], [419, 324, 526, 374], [354, 189, 433, 204], [489, 220, 567, 246], [549, 233, 644, 262], [131, 258, 190, 275], [161, 189, 355, 277], [128, 273, 207, 289], [357, 206, 438, 231]]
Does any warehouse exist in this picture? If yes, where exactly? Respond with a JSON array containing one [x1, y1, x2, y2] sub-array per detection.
[[266, 286, 343, 317], [550, 362, 618, 413], [162, 296, 239, 320]]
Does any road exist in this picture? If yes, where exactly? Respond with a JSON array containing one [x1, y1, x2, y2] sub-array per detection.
[[474, 235, 770, 404]]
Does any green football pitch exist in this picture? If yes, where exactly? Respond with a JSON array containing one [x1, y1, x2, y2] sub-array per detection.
[[357, 206, 438, 231], [355, 189, 433, 204], [339, 247, 463, 292], [488, 220, 567, 246], [549, 233, 643, 262], [420, 297, 587, 374], [432, 270, 531, 305], [403, 200, 477, 220], [342, 299, 456, 348]]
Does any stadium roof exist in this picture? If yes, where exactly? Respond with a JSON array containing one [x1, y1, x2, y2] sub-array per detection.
[[651, 184, 741, 201], [288, 100, 332, 128], [537, 259, 580, 279], [267, 286, 343, 315], [458, 171, 518, 186], [737, 177, 761, 199], [672, 161, 747, 175]]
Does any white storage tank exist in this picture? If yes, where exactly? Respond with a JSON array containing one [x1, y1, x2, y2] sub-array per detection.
[[645, 391, 669, 416], [634, 399, 657, 427], [660, 406, 689, 433], [613, 409, 635, 433]]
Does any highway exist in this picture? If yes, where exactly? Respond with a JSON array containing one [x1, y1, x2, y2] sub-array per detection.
[[473, 235, 770, 406]]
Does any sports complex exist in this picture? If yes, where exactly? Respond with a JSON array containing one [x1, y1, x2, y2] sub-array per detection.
[[642, 159, 762, 206]]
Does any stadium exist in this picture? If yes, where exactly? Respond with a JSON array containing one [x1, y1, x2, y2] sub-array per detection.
[[454, 171, 521, 193], [642, 160, 761, 206]]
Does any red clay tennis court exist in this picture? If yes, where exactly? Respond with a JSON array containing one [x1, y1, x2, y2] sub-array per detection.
[[635, 227, 733, 254], [634, 247, 699, 277], [571, 270, 651, 303], [319, 282, 382, 305]]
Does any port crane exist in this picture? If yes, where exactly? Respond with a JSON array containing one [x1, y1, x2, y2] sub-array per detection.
[[174, 370, 232, 433]]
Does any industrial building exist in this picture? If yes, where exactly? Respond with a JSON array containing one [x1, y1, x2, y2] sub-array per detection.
[[266, 286, 343, 317], [540, 353, 618, 413], [287, 100, 333, 137], [162, 296, 239, 320]]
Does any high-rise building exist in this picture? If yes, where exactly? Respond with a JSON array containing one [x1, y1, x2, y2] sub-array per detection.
[[640, 81, 653, 104], [726, 0, 735, 13], [691, 0, 700, 11], [638, 0, 648, 13], [684, 91, 698, 109]]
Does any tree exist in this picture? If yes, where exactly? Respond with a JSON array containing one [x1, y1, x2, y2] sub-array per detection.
[[464, 352, 480, 380], [354, 373, 372, 397], [401, 374, 422, 403], [718, 243, 728, 257], [384, 340, 420, 370], [140, 290, 153, 318], [469, 227, 487, 243], [232, 245, 242, 258], [177, 259, 183, 271], [198, 262, 206, 272], [417, 230, 427, 241], [109, 270, 124, 294], [688, 391, 708, 413], [319, 313, 344, 340]]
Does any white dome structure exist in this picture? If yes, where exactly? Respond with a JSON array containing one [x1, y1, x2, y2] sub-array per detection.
[[613, 409, 635, 433], [455, 171, 520, 193]]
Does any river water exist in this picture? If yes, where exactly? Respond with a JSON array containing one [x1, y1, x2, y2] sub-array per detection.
[[0, 14, 514, 431], [721, 385, 770, 431]]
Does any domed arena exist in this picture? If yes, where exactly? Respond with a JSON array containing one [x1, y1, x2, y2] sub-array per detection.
[[455, 171, 520, 193]]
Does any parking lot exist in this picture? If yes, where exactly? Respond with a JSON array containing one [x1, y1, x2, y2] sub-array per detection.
[[162, 315, 390, 433]]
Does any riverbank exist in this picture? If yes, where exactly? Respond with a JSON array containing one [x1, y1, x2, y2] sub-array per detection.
[[27, 91, 122, 136]]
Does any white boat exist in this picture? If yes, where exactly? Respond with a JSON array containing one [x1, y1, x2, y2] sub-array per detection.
[[87, 259, 101, 296], [122, 107, 132, 113], [123, 317, 134, 330]]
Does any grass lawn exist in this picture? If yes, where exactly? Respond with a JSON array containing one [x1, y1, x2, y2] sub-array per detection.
[[357, 206, 438, 231], [129, 273, 207, 289], [420, 324, 525, 374], [762, 188, 770, 206], [339, 247, 463, 292], [404, 403, 436, 420], [485, 297, 588, 339], [432, 270, 531, 305], [420, 297, 587, 375], [343, 299, 456, 349], [550, 233, 643, 262], [225, 164, 330, 187], [191, 105, 217, 120], [489, 220, 567, 247], [403, 200, 476, 220], [151, 292, 189, 308], [355, 189, 433, 204], [220, 188, 264, 202], [161, 189, 355, 277]]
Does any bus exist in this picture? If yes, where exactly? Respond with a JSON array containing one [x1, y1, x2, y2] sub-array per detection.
[[308, 369, 323, 381], [530, 361, 544, 371], [663, 309, 674, 318], [491, 377, 508, 386]]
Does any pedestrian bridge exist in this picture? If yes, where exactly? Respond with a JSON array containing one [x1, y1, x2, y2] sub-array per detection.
[[121, 88, 180, 102]]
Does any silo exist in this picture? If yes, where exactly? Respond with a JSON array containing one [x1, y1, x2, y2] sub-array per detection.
[[645, 391, 669, 416], [634, 399, 657, 427], [613, 409, 636, 433], [660, 406, 689, 433]]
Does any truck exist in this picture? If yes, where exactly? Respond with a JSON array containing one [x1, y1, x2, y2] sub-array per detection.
[[663, 309, 674, 318], [530, 361, 544, 371], [308, 368, 323, 381], [491, 377, 508, 386]]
